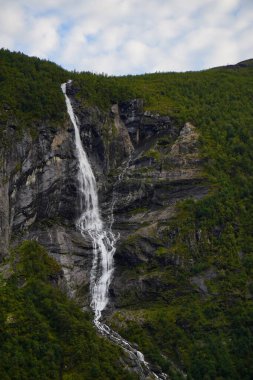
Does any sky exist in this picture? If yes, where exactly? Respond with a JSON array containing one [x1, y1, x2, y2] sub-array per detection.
[[0, 0, 252, 75]]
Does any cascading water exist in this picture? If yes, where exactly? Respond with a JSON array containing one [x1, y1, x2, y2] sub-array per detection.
[[61, 81, 167, 380], [61, 81, 116, 323]]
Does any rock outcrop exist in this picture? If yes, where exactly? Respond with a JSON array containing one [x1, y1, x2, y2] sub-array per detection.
[[108, 119, 208, 310]]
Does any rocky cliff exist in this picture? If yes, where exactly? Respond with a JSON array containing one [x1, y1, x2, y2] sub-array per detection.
[[0, 80, 206, 306]]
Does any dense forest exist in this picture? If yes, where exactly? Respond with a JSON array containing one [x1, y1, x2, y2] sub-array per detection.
[[0, 48, 253, 379]]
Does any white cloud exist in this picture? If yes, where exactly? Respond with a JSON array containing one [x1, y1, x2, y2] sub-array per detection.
[[25, 17, 60, 57], [0, 0, 252, 74], [0, 4, 24, 49]]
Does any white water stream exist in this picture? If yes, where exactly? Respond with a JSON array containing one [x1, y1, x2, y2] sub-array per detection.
[[61, 82, 166, 380]]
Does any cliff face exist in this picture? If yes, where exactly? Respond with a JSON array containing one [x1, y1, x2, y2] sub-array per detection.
[[0, 116, 83, 294], [0, 82, 207, 313], [109, 121, 208, 314], [0, 87, 128, 303]]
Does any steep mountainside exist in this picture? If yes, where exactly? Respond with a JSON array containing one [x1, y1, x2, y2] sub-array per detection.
[[0, 49, 253, 379]]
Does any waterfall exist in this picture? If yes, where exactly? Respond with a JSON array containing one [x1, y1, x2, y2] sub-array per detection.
[[61, 81, 116, 322], [61, 81, 167, 380]]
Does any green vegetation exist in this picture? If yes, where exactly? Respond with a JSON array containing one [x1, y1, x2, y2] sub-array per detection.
[[111, 263, 253, 379], [0, 241, 136, 380], [0, 49, 68, 143], [143, 148, 161, 162]]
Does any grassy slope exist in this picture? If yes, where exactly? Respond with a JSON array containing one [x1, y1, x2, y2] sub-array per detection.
[[1, 49, 253, 379]]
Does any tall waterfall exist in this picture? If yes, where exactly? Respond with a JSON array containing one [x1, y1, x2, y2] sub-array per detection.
[[61, 81, 166, 380], [61, 82, 116, 322]]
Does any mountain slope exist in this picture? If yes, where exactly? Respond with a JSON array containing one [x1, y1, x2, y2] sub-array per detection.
[[0, 49, 253, 379]]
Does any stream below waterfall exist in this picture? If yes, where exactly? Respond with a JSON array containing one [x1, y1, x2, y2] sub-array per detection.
[[61, 81, 167, 380]]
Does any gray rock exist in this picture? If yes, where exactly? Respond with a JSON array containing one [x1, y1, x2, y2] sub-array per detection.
[[0, 84, 208, 317]]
